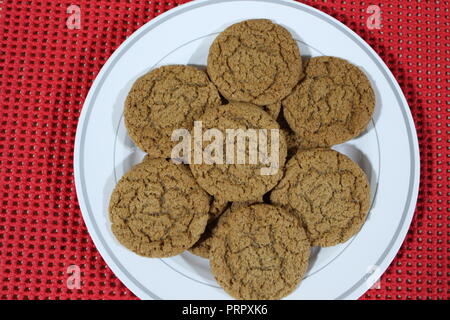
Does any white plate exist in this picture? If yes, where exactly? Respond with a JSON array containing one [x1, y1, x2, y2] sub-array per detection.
[[74, 0, 420, 300]]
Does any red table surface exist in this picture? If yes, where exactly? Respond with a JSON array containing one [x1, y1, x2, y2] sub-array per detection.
[[0, 0, 448, 300]]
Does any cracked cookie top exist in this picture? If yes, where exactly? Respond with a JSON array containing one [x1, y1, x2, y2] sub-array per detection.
[[210, 204, 310, 300], [270, 149, 371, 247], [207, 19, 302, 106], [109, 158, 211, 257], [189, 102, 287, 201], [124, 65, 221, 158], [282, 56, 375, 148]]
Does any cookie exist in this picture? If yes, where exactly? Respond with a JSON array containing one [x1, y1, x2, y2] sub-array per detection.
[[270, 149, 370, 247], [219, 87, 281, 119], [208, 197, 229, 221], [210, 204, 310, 300], [190, 196, 265, 259], [189, 102, 287, 201], [229, 197, 263, 212], [125, 65, 221, 158], [262, 102, 282, 119], [109, 158, 210, 257], [283, 56, 375, 148], [189, 197, 229, 258], [207, 19, 302, 106]]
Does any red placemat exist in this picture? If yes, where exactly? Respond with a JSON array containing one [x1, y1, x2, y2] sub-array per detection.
[[0, 0, 448, 300]]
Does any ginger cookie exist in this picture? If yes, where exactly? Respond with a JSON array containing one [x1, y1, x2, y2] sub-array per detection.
[[125, 65, 221, 158], [270, 149, 370, 247], [207, 19, 302, 106], [207, 197, 229, 221], [109, 158, 210, 257], [283, 56, 375, 148], [210, 204, 310, 300], [189, 197, 264, 259], [189, 102, 287, 201], [189, 197, 229, 258], [262, 102, 282, 119], [229, 197, 263, 212]]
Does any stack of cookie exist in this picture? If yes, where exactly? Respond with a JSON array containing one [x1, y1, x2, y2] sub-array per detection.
[[109, 19, 375, 300]]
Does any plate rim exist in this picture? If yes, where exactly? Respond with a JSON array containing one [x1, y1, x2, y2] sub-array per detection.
[[74, 0, 420, 300]]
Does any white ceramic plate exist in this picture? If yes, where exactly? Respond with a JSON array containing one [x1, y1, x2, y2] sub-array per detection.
[[74, 0, 420, 300]]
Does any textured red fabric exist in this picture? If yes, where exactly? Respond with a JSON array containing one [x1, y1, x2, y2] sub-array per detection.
[[0, 0, 448, 300]]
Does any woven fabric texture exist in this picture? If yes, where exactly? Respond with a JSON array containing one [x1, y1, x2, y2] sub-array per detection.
[[0, 0, 448, 300]]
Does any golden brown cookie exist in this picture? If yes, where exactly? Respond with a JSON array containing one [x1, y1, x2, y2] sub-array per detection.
[[207, 19, 302, 106], [208, 197, 229, 221], [125, 65, 221, 158], [189, 196, 264, 259], [210, 204, 310, 300], [262, 102, 282, 119], [229, 197, 263, 212], [189, 197, 229, 258], [219, 87, 281, 119], [109, 158, 210, 257], [189, 102, 287, 201], [270, 149, 370, 247], [283, 57, 375, 148]]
